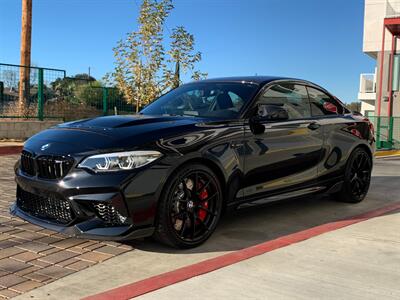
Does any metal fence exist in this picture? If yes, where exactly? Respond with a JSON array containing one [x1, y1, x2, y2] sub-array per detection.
[[368, 116, 400, 150], [0, 63, 133, 121]]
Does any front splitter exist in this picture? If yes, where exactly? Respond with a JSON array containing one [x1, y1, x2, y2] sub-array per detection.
[[10, 203, 155, 241]]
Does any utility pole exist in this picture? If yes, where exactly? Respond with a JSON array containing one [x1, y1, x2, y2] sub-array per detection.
[[19, 0, 32, 114]]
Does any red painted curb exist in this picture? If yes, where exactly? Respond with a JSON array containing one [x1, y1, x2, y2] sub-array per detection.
[[0, 146, 23, 156], [83, 202, 400, 300]]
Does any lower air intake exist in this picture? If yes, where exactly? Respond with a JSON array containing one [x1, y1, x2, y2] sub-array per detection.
[[16, 186, 74, 224]]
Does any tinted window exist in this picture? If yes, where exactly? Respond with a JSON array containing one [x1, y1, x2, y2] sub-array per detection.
[[257, 83, 311, 119], [307, 87, 343, 116], [141, 82, 258, 119]]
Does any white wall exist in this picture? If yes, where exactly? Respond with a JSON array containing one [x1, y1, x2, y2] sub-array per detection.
[[361, 100, 376, 116], [363, 0, 400, 56]]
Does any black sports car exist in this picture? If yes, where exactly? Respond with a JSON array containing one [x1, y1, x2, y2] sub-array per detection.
[[11, 77, 375, 248]]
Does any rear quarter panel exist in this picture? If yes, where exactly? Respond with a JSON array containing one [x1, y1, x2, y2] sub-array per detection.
[[317, 115, 374, 182]]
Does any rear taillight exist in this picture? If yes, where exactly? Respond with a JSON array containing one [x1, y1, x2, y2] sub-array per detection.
[[364, 118, 374, 135]]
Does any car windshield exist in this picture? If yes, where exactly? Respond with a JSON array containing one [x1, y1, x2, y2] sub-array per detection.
[[140, 82, 259, 119]]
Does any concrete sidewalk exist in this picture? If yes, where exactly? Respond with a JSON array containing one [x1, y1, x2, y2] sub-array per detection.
[[138, 211, 400, 300]]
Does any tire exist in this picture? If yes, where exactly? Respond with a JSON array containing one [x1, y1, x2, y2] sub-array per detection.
[[153, 163, 223, 248], [335, 147, 372, 203]]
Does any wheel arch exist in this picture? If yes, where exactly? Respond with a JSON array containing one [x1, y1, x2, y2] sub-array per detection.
[[155, 157, 228, 216], [353, 143, 373, 162], [182, 157, 227, 196], [152, 157, 228, 247]]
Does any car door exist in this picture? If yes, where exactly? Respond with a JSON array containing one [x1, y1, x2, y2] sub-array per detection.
[[241, 82, 325, 202]]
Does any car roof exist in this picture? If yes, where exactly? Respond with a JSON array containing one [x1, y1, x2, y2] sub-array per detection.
[[196, 76, 302, 86]]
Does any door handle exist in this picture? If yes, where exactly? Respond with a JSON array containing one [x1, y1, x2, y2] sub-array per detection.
[[307, 122, 321, 130], [231, 141, 244, 149]]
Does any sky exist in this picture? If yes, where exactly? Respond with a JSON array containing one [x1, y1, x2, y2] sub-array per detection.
[[0, 0, 375, 102]]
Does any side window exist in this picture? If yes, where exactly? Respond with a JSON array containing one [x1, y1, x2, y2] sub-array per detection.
[[258, 83, 311, 120], [307, 87, 343, 116], [228, 91, 245, 112]]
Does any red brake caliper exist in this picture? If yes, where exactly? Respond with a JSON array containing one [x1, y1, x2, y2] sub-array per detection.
[[198, 183, 208, 221]]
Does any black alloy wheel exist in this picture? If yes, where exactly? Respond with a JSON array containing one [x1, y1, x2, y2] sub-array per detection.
[[154, 164, 223, 248], [336, 147, 372, 203]]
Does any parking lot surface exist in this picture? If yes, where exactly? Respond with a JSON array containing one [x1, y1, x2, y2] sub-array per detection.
[[0, 155, 134, 299], [0, 155, 398, 299]]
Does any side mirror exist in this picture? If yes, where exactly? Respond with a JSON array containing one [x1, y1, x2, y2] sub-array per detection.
[[249, 104, 289, 134]]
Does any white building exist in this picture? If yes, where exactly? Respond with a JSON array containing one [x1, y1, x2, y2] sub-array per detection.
[[359, 0, 400, 117]]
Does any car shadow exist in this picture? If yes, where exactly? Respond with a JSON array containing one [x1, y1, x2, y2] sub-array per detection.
[[123, 175, 400, 254]]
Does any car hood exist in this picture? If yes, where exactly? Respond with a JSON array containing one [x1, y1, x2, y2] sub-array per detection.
[[24, 115, 211, 155]]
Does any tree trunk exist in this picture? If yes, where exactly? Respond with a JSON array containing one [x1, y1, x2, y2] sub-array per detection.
[[173, 60, 180, 89], [19, 0, 32, 115]]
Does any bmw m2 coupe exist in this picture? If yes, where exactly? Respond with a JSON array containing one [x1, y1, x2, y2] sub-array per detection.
[[11, 77, 375, 248]]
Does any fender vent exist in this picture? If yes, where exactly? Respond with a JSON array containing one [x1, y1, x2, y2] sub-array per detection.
[[91, 202, 127, 226]]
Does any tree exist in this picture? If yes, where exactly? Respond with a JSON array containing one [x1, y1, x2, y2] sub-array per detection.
[[107, 0, 172, 112], [347, 101, 361, 112], [52, 77, 74, 101], [74, 81, 103, 106], [163, 26, 207, 89], [107, 0, 206, 112], [2, 70, 18, 91], [51, 73, 97, 103], [73, 73, 96, 82]]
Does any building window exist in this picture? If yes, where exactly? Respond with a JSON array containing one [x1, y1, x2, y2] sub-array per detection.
[[392, 54, 400, 91]]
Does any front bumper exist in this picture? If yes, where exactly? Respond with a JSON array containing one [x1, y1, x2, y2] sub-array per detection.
[[11, 159, 169, 240]]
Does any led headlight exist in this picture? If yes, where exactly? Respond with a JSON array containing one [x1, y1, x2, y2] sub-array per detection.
[[78, 151, 162, 172]]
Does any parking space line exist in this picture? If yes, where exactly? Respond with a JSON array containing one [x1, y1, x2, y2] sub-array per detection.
[[83, 201, 400, 300]]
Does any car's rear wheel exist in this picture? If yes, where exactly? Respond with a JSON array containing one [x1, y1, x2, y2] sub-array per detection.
[[154, 164, 223, 248], [335, 147, 372, 203]]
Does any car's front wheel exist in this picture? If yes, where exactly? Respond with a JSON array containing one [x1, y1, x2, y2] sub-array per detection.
[[154, 164, 223, 248], [335, 147, 372, 203]]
